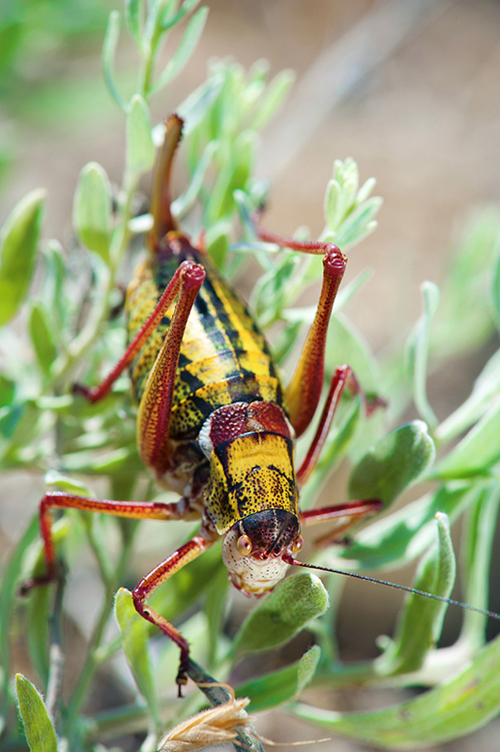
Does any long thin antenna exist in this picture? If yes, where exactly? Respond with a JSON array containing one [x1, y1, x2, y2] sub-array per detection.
[[286, 556, 500, 621]]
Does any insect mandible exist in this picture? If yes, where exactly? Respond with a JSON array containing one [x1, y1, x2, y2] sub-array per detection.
[[21, 115, 382, 690]]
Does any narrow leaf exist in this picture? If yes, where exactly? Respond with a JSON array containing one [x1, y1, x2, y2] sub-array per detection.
[[0, 189, 45, 327], [491, 229, 500, 332], [29, 302, 57, 375], [433, 400, 500, 480], [177, 71, 225, 134], [293, 630, 500, 748], [151, 6, 208, 94], [231, 573, 329, 662], [102, 11, 128, 111], [171, 139, 217, 219], [348, 421, 436, 509], [459, 483, 500, 647], [0, 515, 39, 715], [436, 348, 500, 444], [375, 513, 456, 676], [125, 0, 142, 48], [333, 196, 383, 250], [324, 179, 342, 232], [251, 69, 295, 131], [405, 281, 440, 429], [161, 0, 201, 31], [16, 674, 58, 752], [237, 645, 321, 712], [73, 162, 112, 262], [126, 95, 155, 174], [356, 176, 376, 205], [339, 482, 478, 571]]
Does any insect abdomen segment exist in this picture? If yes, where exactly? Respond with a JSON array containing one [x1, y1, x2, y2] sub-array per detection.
[[126, 241, 286, 445]]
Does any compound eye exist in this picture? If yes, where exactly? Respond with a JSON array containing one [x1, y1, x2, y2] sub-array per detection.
[[292, 535, 304, 554], [236, 535, 253, 556]]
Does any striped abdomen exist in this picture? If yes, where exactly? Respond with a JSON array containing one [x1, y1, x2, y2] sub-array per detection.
[[125, 244, 286, 443]]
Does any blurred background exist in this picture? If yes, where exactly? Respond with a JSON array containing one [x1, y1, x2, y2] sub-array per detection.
[[1, 0, 500, 749]]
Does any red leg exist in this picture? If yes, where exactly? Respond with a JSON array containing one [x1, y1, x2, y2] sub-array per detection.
[[300, 499, 382, 548], [297, 365, 353, 487], [75, 260, 205, 404], [132, 533, 215, 691], [255, 221, 347, 437], [20, 491, 194, 594], [149, 114, 183, 248], [297, 364, 387, 487], [286, 249, 346, 437], [136, 264, 205, 475]]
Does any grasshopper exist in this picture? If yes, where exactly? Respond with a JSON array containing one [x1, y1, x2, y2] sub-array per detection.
[[22, 115, 382, 689]]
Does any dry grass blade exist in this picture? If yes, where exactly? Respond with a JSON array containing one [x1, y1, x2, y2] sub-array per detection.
[[159, 696, 253, 751]]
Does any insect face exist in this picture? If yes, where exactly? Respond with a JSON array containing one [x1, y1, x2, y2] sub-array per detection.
[[222, 509, 300, 596]]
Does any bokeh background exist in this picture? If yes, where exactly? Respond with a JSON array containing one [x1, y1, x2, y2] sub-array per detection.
[[2, 0, 500, 749]]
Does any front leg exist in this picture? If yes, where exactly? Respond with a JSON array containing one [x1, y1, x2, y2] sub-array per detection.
[[132, 532, 216, 693], [300, 499, 382, 548]]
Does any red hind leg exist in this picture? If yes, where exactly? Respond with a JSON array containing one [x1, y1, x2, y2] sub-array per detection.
[[255, 220, 347, 438], [74, 260, 205, 404]]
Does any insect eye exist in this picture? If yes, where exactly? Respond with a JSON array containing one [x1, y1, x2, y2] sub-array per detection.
[[237, 535, 253, 556], [292, 535, 304, 554]]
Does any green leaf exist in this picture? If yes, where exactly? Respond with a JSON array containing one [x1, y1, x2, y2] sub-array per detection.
[[16, 674, 58, 752], [102, 11, 128, 111], [349, 421, 436, 509], [171, 139, 217, 219], [292, 630, 500, 748], [333, 196, 382, 250], [0, 374, 15, 408], [375, 513, 456, 676], [160, 0, 201, 32], [405, 281, 439, 429], [126, 95, 155, 174], [151, 6, 208, 94], [237, 645, 321, 712], [356, 176, 377, 205], [114, 588, 160, 730], [27, 586, 50, 686], [177, 70, 225, 134], [0, 189, 45, 327], [491, 229, 500, 332], [338, 482, 478, 571], [435, 347, 500, 445], [204, 563, 230, 666], [206, 221, 231, 268], [0, 515, 39, 715], [231, 573, 329, 662], [459, 483, 500, 647], [324, 179, 342, 232], [125, 0, 142, 49], [29, 302, 57, 375], [432, 209, 500, 358], [44, 470, 94, 497], [433, 400, 500, 480], [251, 69, 295, 130], [73, 162, 112, 262]]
